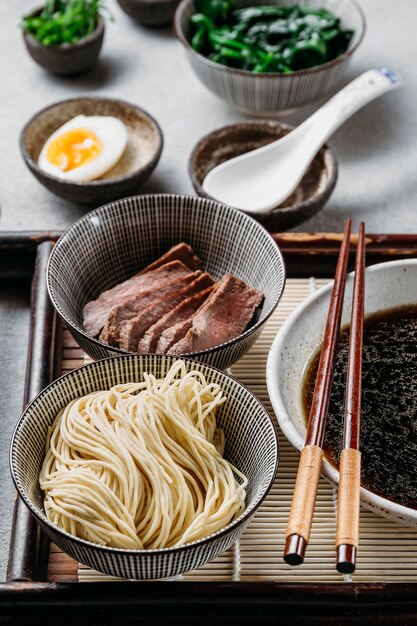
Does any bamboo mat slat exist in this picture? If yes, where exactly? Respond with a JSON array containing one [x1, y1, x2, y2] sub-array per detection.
[[47, 278, 417, 583]]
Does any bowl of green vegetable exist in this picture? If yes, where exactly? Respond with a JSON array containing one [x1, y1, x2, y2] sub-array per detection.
[[22, 0, 105, 75], [175, 0, 366, 114]]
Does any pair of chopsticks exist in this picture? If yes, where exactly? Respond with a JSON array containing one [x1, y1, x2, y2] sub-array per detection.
[[284, 219, 365, 574]]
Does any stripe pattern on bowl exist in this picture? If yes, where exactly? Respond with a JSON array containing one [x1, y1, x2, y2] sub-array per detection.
[[10, 354, 278, 579], [47, 194, 285, 370]]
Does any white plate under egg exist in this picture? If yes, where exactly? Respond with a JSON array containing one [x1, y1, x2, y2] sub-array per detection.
[[267, 258, 417, 527]]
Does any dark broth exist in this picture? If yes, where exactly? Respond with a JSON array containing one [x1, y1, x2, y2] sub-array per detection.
[[303, 305, 417, 510]]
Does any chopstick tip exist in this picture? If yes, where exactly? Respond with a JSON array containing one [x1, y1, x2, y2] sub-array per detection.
[[336, 544, 356, 574], [284, 534, 307, 566]]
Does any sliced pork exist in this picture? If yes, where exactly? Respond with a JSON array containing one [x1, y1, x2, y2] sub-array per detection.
[[119, 273, 215, 352], [168, 274, 264, 355], [83, 260, 191, 338], [100, 271, 202, 346], [138, 285, 214, 354]]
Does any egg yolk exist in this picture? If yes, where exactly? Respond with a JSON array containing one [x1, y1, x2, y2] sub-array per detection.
[[46, 128, 102, 172]]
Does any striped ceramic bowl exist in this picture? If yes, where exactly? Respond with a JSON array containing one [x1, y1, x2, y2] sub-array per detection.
[[47, 194, 285, 369], [175, 0, 366, 114], [10, 354, 279, 580]]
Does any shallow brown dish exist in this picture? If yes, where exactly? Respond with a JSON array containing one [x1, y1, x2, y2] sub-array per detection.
[[117, 0, 180, 26], [20, 97, 163, 205], [22, 7, 105, 75], [189, 121, 338, 231]]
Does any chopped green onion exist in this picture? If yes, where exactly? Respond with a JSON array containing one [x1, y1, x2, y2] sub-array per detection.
[[22, 0, 106, 47]]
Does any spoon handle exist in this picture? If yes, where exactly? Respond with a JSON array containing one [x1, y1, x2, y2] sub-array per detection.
[[299, 68, 402, 148]]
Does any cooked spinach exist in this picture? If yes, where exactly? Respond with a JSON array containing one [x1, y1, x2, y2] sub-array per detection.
[[190, 1, 354, 73], [22, 0, 105, 46]]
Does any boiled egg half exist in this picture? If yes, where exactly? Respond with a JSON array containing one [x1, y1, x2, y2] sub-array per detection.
[[38, 115, 128, 182]]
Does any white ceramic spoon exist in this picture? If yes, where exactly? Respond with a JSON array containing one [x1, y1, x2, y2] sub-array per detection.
[[203, 68, 402, 215]]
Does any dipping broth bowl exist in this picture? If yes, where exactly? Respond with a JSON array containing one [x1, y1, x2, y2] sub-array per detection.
[[20, 97, 163, 205], [47, 194, 286, 369], [10, 354, 279, 580], [267, 259, 417, 527], [175, 0, 366, 115], [189, 121, 338, 231]]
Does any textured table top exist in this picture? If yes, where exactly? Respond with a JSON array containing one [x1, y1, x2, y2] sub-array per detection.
[[1, 0, 416, 581]]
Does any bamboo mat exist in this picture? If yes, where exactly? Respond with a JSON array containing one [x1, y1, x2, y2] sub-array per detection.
[[49, 278, 417, 583]]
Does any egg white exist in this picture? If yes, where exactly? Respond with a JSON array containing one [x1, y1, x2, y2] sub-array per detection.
[[38, 115, 128, 182]]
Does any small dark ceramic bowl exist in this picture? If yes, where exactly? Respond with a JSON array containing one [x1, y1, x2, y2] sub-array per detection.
[[46, 194, 286, 369], [20, 97, 163, 205], [117, 0, 180, 26], [23, 7, 104, 75], [11, 354, 279, 579], [189, 121, 338, 231]]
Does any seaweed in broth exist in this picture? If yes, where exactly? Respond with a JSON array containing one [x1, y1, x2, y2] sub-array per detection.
[[303, 304, 417, 510]]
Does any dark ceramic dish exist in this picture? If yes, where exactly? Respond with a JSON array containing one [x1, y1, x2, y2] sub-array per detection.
[[11, 353, 279, 579], [22, 7, 105, 75], [117, 0, 180, 26], [20, 97, 163, 205], [46, 194, 286, 369], [189, 121, 338, 231]]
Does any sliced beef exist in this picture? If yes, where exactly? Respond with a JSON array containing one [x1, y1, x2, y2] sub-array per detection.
[[168, 274, 264, 355], [100, 271, 201, 346], [136, 243, 201, 275], [83, 260, 191, 338], [119, 273, 215, 352], [156, 318, 195, 355], [138, 285, 214, 354]]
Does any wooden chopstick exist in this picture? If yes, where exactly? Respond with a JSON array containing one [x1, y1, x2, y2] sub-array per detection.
[[336, 221, 365, 574], [284, 218, 352, 566]]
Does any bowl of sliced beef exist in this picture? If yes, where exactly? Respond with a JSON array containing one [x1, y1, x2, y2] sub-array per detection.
[[47, 194, 285, 369]]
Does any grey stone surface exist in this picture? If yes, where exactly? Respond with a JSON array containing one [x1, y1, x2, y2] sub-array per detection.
[[0, 0, 416, 581]]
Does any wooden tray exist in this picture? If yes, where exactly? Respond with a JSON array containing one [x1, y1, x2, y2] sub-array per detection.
[[2, 231, 417, 625]]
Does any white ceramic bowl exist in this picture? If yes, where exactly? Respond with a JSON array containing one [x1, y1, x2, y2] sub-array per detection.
[[267, 259, 417, 527]]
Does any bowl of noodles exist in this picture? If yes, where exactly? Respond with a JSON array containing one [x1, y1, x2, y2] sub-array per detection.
[[10, 355, 278, 580]]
